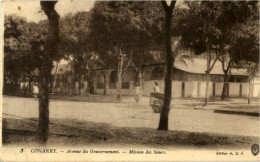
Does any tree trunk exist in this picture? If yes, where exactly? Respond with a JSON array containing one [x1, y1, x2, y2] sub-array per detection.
[[103, 72, 107, 96], [38, 62, 51, 143], [14, 78, 19, 93], [49, 63, 59, 94], [139, 68, 146, 96], [24, 83, 27, 96], [78, 76, 81, 95], [221, 72, 229, 100], [38, 1, 59, 144], [138, 68, 144, 95], [248, 77, 252, 104], [204, 72, 210, 106], [70, 72, 76, 95], [3, 72, 7, 95], [203, 52, 218, 106], [116, 73, 122, 100], [28, 79, 33, 94], [116, 50, 124, 101], [49, 78, 53, 93], [158, 1, 176, 130], [84, 71, 88, 94]]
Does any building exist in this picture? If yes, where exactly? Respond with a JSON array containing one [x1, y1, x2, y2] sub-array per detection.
[[48, 57, 259, 98]]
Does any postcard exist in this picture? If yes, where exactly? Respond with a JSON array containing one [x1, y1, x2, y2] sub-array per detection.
[[1, 0, 259, 161]]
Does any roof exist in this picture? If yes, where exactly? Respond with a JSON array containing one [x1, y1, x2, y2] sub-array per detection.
[[52, 58, 249, 76], [51, 63, 72, 75], [174, 58, 248, 76]]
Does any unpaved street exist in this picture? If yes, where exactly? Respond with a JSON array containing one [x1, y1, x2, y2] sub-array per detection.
[[2, 96, 259, 137]]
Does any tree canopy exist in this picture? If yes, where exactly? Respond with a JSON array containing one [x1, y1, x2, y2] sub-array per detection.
[[89, 1, 165, 68], [4, 15, 46, 84], [174, 1, 258, 55]]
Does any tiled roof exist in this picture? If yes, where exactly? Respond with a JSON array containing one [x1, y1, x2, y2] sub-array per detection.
[[174, 58, 248, 76], [53, 58, 249, 76]]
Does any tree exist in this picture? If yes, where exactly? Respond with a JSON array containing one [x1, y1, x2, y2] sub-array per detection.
[[157, 0, 176, 130], [4, 15, 45, 95], [204, 1, 259, 100], [128, 1, 165, 91], [89, 2, 135, 100], [229, 17, 259, 104], [174, 1, 258, 105], [59, 12, 98, 95], [20, 21, 47, 93], [4, 15, 27, 94], [89, 2, 156, 100], [217, 51, 232, 100], [173, 2, 217, 106], [38, 1, 59, 144]]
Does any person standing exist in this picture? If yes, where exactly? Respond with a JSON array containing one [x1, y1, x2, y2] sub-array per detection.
[[154, 82, 160, 93], [33, 83, 39, 100], [135, 83, 141, 104]]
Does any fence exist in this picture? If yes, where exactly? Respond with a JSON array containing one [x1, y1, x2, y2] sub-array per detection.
[[142, 81, 260, 98], [15, 80, 260, 98]]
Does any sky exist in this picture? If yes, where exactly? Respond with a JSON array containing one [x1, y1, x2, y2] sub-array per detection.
[[2, 1, 95, 23], [2, 1, 184, 23], [1, 0, 183, 65], [1, 1, 95, 65]]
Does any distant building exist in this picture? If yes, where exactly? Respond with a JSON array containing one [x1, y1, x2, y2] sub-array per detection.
[[47, 57, 259, 98], [14, 48, 259, 98]]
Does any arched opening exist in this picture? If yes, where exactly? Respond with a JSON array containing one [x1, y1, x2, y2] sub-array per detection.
[[109, 70, 117, 89], [88, 72, 96, 94], [55, 74, 61, 88], [97, 73, 105, 89]]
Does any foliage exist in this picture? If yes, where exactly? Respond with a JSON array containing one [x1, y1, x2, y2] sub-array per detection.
[[59, 11, 98, 81], [172, 1, 259, 103], [4, 15, 46, 83], [88, 1, 169, 99], [174, 1, 258, 55], [229, 17, 259, 67], [89, 1, 165, 68], [4, 13, 68, 85]]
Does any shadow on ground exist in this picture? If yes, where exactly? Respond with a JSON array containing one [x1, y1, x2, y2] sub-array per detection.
[[50, 94, 121, 103], [2, 118, 259, 149]]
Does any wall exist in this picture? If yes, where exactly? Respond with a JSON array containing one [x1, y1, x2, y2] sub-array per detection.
[[172, 81, 182, 98], [254, 76, 260, 83], [229, 83, 240, 97], [96, 89, 104, 95], [96, 80, 135, 96], [18, 79, 259, 99], [198, 82, 213, 98], [215, 82, 224, 97], [241, 83, 249, 97], [142, 81, 258, 98], [19, 80, 259, 98], [50, 81, 88, 94], [252, 83, 260, 98], [184, 81, 198, 98]]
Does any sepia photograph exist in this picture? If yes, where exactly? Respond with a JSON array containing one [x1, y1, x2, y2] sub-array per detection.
[[1, 0, 259, 161]]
